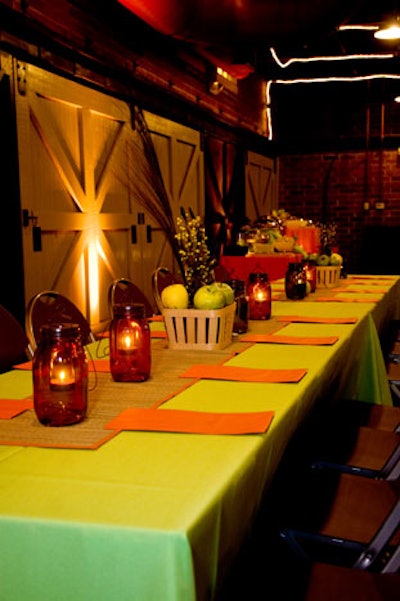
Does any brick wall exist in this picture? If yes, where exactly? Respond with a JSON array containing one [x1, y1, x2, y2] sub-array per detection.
[[279, 150, 400, 273]]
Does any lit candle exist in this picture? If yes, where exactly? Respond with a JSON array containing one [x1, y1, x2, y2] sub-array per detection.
[[247, 272, 271, 320], [117, 323, 140, 354], [49, 362, 75, 391], [110, 304, 151, 382], [254, 286, 267, 302]]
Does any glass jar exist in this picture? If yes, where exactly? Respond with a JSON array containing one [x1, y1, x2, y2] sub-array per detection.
[[285, 263, 307, 300], [110, 303, 151, 382], [227, 279, 249, 333], [32, 323, 88, 426], [247, 272, 271, 320], [304, 260, 317, 293]]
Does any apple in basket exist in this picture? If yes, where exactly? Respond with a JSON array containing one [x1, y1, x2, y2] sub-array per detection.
[[209, 282, 235, 306], [317, 254, 330, 266], [193, 284, 226, 310], [161, 284, 189, 309], [330, 253, 343, 266]]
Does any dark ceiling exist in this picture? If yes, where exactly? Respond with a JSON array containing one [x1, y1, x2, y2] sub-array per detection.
[[116, 0, 400, 81]]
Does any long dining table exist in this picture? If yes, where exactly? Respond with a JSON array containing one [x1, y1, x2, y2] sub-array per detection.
[[0, 274, 399, 601]]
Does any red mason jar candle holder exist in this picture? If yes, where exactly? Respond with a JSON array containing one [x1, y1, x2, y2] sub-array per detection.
[[247, 272, 271, 320], [32, 323, 88, 426], [110, 303, 151, 382]]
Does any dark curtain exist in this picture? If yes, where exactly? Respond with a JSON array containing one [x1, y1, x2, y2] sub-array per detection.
[[203, 134, 245, 261]]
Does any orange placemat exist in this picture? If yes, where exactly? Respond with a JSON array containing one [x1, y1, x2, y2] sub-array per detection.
[[239, 334, 338, 345], [332, 286, 388, 293], [14, 359, 111, 373], [315, 296, 380, 303], [105, 407, 274, 435], [347, 276, 395, 281], [0, 398, 33, 419], [277, 315, 358, 324], [179, 364, 307, 383]]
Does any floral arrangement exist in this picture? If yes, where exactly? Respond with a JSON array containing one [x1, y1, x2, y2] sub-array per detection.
[[319, 221, 337, 255], [122, 108, 216, 300], [175, 208, 216, 301]]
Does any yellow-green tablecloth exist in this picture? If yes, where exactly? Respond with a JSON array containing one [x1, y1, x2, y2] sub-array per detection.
[[0, 276, 398, 601]]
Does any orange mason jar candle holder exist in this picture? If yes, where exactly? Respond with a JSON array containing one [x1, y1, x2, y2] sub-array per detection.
[[32, 323, 88, 426], [110, 303, 151, 382], [247, 272, 271, 320]]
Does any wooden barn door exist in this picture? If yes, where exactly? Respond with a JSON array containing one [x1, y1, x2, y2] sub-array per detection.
[[13, 60, 204, 331], [245, 151, 278, 222]]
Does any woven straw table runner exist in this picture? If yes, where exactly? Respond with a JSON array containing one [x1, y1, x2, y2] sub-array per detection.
[[0, 341, 240, 450]]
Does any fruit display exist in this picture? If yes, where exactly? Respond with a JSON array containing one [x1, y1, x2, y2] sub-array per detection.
[[162, 282, 235, 311], [314, 252, 343, 267], [163, 209, 237, 312]]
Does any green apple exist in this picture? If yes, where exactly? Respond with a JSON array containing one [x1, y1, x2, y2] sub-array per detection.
[[330, 253, 343, 266], [308, 253, 319, 262], [317, 254, 330, 266], [193, 285, 225, 310], [161, 284, 189, 309], [209, 282, 235, 306]]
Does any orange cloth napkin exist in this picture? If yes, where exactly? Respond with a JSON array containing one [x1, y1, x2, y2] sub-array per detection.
[[0, 399, 33, 419], [179, 364, 307, 383], [148, 315, 164, 322], [91, 328, 166, 338], [240, 333, 338, 345], [105, 407, 274, 435], [315, 296, 380, 303], [150, 331, 167, 338], [348, 276, 394, 281], [14, 360, 111, 372], [332, 286, 388, 293], [277, 315, 358, 324]]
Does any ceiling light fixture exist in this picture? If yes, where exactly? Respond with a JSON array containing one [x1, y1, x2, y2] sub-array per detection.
[[374, 20, 400, 40]]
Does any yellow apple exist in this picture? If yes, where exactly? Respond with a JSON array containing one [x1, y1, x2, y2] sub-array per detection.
[[330, 253, 343, 266], [161, 284, 189, 309]]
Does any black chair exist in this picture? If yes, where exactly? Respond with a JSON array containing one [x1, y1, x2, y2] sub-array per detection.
[[26, 290, 96, 354], [309, 424, 400, 481], [279, 471, 400, 573], [294, 397, 400, 480], [151, 267, 183, 313], [108, 278, 154, 318], [0, 305, 31, 371], [302, 562, 400, 601], [334, 399, 400, 433]]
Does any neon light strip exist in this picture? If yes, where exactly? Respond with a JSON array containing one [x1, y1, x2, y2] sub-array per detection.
[[270, 47, 394, 69]]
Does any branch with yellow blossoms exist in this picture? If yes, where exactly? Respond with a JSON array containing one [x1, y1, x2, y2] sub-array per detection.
[[175, 208, 217, 302]]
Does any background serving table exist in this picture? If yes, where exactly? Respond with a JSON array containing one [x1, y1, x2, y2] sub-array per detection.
[[0, 275, 399, 601], [219, 252, 302, 282]]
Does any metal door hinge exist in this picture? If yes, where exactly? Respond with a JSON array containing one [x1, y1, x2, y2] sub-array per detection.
[[17, 61, 26, 95]]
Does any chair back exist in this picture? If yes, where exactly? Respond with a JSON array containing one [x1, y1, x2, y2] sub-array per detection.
[[108, 278, 154, 318], [26, 291, 96, 354], [0, 305, 30, 371], [353, 485, 400, 572], [152, 267, 183, 313]]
